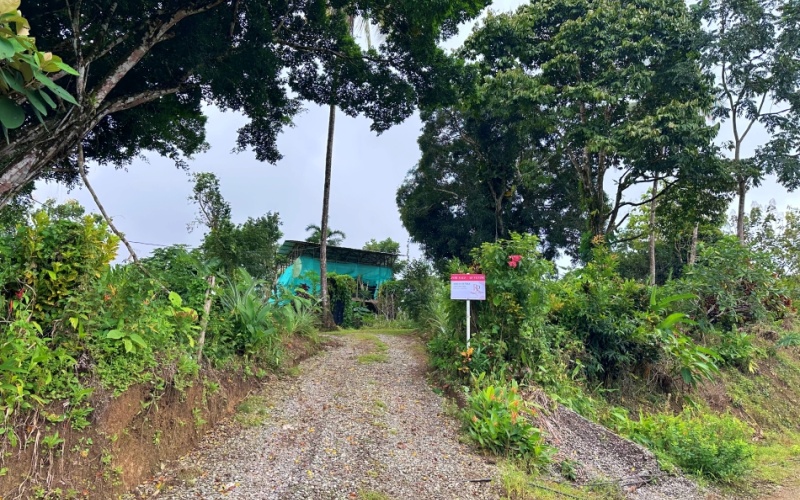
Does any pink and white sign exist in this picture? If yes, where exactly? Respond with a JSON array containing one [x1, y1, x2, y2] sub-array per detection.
[[450, 274, 486, 300]]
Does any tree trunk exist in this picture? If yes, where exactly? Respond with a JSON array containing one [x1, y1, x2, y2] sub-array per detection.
[[319, 102, 336, 330], [197, 274, 216, 363], [688, 222, 699, 265], [0, 118, 96, 206], [736, 176, 746, 242], [649, 177, 658, 286]]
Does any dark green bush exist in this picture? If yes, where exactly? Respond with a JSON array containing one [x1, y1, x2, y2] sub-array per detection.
[[550, 246, 659, 381]]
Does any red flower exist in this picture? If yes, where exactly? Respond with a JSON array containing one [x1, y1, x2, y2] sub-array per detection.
[[508, 254, 522, 268]]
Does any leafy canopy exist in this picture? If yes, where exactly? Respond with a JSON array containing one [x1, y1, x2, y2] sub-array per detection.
[[0, 0, 490, 203], [461, 0, 718, 239]]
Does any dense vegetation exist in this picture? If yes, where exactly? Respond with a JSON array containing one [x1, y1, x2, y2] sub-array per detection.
[[406, 226, 800, 489], [0, 0, 798, 497], [391, 1, 800, 488], [0, 180, 317, 495]]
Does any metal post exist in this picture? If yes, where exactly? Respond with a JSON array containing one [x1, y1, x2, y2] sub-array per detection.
[[466, 299, 471, 348]]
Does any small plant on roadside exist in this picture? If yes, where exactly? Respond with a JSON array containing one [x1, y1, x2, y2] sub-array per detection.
[[559, 459, 579, 481], [465, 374, 552, 467], [717, 328, 760, 373], [192, 407, 206, 429]]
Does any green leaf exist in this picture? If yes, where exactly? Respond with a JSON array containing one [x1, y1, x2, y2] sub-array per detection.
[[680, 367, 694, 386], [0, 68, 25, 94], [106, 329, 125, 340], [128, 333, 147, 349], [168, 291, 182, 308], [32, 72, 78, 105], [658, 312, 689, 330], [24, 88, 47, 115], [0, 95, 24, 129], [0, 37, 15, 59], [123, 338, 133, 353], [54, 60, 79, 76], [38, 88, 55, 108]]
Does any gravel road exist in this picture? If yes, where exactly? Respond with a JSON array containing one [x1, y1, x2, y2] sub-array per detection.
[[148, 332, 500, 499]]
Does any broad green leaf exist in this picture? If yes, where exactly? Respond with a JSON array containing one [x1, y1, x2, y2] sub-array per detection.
[[0, 95, 24, 129], [24, 88, 46, 115], [106, 329, 125, 340], [32, 71, 77, 105], [0, 37, 14, 58], [54, 60, 79, 76]]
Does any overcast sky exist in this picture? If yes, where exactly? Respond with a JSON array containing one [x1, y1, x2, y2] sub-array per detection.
[[33, 0, 797, 264]]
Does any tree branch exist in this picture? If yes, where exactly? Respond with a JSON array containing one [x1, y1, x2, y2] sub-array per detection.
[[616, 179, 678, 209], [740, 91, 768, 142], [78, 143, 141, 264], [92, 0, 224, 105], [78, 143, 172, 293], [276, 39, 390, 65], [613, 230, 647, 244], [104, 86, 183, 114]]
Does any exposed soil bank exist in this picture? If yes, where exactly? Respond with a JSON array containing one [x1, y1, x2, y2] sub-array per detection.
[[0, 339, 317, 499]]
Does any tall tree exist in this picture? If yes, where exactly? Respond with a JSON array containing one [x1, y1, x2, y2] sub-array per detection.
[[0, 0, 489, 206], [461, 0, 718, 242], [398, 98, 584, 263], [695, 0, 800, 242], [305, 223, 346, 247], [189, 172, 234, 270], [363, 237, 405, 274], [317, 12, 376, 329]]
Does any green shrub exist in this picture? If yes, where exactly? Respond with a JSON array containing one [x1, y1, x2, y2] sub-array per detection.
[[717, 328, 760, 373], [458, 234, 568, 381], [614, 408, 754, 480], [674, 237, 788, 330], [551, 245, 658, 381], [0, 201, 118, 325], [220, 269, 282, 365], [465, 375, 552, 466]]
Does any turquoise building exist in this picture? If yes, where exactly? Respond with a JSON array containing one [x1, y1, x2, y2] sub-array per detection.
[[276, 240, 397, 299]]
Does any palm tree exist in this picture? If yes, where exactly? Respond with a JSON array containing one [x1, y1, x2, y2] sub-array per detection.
[[318, 11, 376, 329], [305, 223, 346, 247]]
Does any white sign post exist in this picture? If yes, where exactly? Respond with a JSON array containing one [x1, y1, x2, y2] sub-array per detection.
[[450, 274, 486, 347]]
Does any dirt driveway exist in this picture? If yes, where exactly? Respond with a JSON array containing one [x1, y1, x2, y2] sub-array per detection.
[[135, 332, 499, 499]]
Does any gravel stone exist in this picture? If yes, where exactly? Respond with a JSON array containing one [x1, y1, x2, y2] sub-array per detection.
[[133, 332, 709, 500], [543, 402, 708, 499], [145, 333, 500, 499]]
